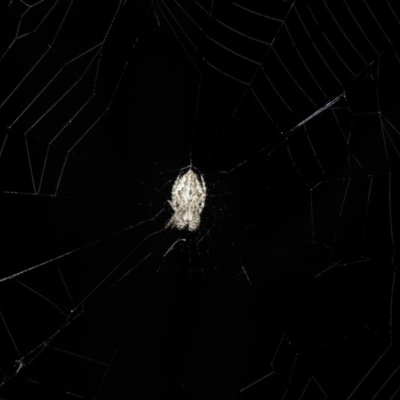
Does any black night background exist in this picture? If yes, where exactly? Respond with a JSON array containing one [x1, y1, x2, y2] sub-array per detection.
[[0, 1, 399, 399]]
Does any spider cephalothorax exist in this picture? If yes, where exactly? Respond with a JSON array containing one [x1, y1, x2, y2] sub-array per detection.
[[166, 169, 206, 231]]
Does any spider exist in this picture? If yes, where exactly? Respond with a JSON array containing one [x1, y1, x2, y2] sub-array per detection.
[[166, 169, 206, 231]]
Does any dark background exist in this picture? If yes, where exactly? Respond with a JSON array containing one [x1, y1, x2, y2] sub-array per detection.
[[0, 1, 399, 399]]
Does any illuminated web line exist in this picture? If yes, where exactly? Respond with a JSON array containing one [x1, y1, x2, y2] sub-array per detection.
[[0, 1, 139, 197], [156, 3, 400, 397], [0, 211, 167, 391], [224, 335, 327, 399], [192, 1, 400, 166]]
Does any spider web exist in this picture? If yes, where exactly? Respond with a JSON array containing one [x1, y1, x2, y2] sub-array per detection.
[[0, 0, 399, 399]]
